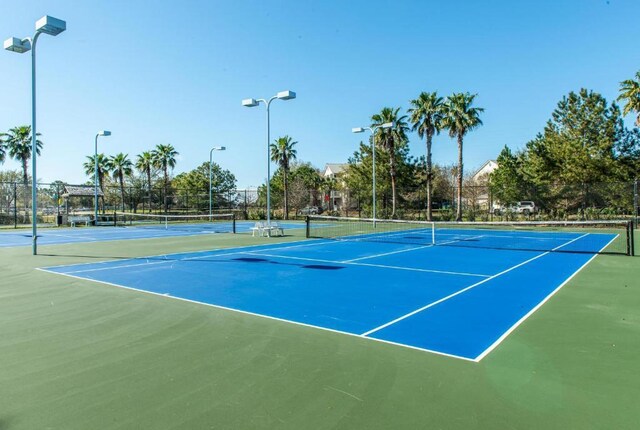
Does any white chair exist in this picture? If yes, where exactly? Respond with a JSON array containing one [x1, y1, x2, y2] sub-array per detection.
[[270, 222, 284, 237], [251, 222, 264, 237]]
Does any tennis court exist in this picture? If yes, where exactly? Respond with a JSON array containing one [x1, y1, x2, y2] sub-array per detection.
[[39, 218, 623, 361], [0, 219, 305, 248]]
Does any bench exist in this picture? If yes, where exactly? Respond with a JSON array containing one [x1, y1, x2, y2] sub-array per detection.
[[68, 215, 92, 227], [251, 222, 285, 237], [251, 222, 265, 237], [269, 222, 284, 237]]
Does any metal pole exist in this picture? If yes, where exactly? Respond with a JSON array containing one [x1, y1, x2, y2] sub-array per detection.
[[56, 182, 60, 225], [634, 178, 638, 229], [266, 99, 272, 227], [372, 129, 376, 225], [94, 134, 99, 224], [13, 182, 17, 228], [364, 126, 379, 226], [31, 33, 41, 255], [209, 148, 213, 220]]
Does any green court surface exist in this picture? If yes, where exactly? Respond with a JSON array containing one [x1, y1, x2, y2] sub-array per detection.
[[0, 229, 638, 429]]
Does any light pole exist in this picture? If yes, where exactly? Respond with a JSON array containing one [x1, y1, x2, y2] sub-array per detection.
[[352, 122, 393, 223], [94, 131, 111, 223], [5, 15, 66, 255], [242, 90, 296, 227], [209, 146, 226, 220]]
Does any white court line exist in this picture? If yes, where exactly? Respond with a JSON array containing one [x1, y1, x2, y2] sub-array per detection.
[[48, 237, 341, 274], [342, 235, 484, 263], [57, 243, 492, 277], [61, 259, 178, 274], [35, 267, 476, 362], [436, 232, 581, 242], [473, 233, 617, 361], [342, 245, 435, 263], [41, 233, 101, 240], [245, 251, 489, 278], [360, 233, 590, 338]]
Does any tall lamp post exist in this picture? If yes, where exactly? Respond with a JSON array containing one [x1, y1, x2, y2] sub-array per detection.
[[94, 131, 111, 223], [352, 122, 393, 224], [209, 146, 226, 220], [4, 15, 66, 255], [242, 90, 296, 227]]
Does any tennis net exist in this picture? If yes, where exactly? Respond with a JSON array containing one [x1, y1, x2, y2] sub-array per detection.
[[114, 212, 236, 233], [306, 215, 634, 256]]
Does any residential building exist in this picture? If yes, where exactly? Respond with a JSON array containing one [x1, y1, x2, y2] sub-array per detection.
[[323, 163, 349, 211]]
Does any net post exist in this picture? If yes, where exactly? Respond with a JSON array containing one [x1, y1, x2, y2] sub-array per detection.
[[232, 214, 236, 234], [431, 222, 435, 245], [305, 216, 310, 238], [629, 221, 635, 256], [113, 211, 117, 227]]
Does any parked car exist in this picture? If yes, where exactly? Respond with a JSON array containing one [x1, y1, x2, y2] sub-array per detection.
[[492, 201, 537, 216], [298, 206, 323, 215], [515, 201, 536, 215]]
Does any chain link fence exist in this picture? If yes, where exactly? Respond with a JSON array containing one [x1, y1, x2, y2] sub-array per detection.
[[1, 180, 638, 228]]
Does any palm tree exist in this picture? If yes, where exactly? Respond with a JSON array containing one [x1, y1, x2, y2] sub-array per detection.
[[408, 92, 444, 221], [83, 153, 112, 189], [4, 125, 43, 185], [618, 71, 640, 126], [109, 153, 133, 211], [136, 151, 155, 213], [270, 136, 298, 219], [83, 153, 112, 214], [0, 133, 6, 164], [152, 144, 179, 212], [371, 107, 409, 218], [441, 93, 484, 221], [4, 126, 43, 222]]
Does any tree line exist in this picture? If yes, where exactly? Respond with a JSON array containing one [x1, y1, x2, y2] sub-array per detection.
[[344, 92, 483, 221], [490, 72, 640, 216], [2, 71, 639, 220], [83, 144, 182, 212]]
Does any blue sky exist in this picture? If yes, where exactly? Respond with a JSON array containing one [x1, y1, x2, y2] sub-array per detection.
[[1, 0, 638, 188]]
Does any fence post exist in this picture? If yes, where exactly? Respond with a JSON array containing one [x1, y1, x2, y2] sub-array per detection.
[[13, 182, 18, 228], [634, 178, 638, 229], [244, 189, 248, 218]]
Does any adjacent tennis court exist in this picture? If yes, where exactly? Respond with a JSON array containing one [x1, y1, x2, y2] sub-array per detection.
[[39, 219, 622, 361], [0, 218, 305, 248]]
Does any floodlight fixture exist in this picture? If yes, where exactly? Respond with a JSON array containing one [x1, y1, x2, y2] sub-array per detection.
[[4, 37, 31, 53], [209, 146, 228, 219], [94, 130, 111, 223], [241, 89, 296, 229], [242, 98, 259, 107], [5, 14, 66, 255], [276, 90, 296, 100], [350, 121, 394, 224], [35, 16, 66, 36]]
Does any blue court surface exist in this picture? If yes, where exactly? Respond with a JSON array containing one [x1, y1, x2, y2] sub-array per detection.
[[0, 221, 304, 247], [39, 228, 617, 361]]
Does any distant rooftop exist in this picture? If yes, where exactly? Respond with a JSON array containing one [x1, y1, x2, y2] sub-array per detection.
[[62, 184, 104, 198], [324, 163, 348, 177], [472, 160, 498, 181]]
